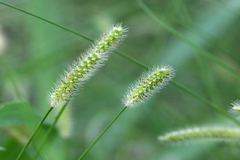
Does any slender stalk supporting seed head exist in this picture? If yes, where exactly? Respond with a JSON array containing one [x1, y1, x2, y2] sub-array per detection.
[[50, 24, 128, 107], [158, 127, 240, 142], [124, 66, 175, 107]]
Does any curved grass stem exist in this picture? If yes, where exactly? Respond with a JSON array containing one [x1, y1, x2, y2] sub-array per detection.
[[170, 81, 240, 126], [16, 107, 53, 160], [31, 101, 69, 160], [77, 106, 127, 160], [0, 1, 94, 43]]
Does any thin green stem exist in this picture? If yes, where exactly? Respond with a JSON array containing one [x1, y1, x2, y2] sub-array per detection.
[[0, 1, 94, 42], [31, 101, 69, 160], [16, 107, 54, 160], [78, 106, 127, 160], [136, 0, 240, 79], [113, 51, 149, 69], [170, 81, 240, 126]]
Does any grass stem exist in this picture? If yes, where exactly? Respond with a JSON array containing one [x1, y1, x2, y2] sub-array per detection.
[[0, 1, 94, 42], [77, 106, 127, 160], [16, 107, 53, 160], [170, 81, 240, 126], [31, 101, 69, 160]]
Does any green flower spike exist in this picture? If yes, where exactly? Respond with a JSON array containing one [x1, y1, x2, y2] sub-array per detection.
[[158, 127, 240, 142], [50, 24, 128, 107], [124, 66, 175, 107], [231, 100, 240, 111], [229, 99, 240, 120]]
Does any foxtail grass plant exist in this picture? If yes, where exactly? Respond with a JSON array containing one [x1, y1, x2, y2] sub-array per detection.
[[31, 99, 70, 160], [2, 1, 240, 159], [159, 127, 240, 142], [124, 65, 175, 107], [49, 24, 127, 107], [77, 66, 175, 160], [16, 24, 127, 160], [1, 1, 239, 127]]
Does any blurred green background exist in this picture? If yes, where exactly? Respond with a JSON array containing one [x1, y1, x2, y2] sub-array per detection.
[[1, 0, 240, 159]]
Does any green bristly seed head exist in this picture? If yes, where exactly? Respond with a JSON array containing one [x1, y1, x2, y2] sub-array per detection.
[[50, 24, 127, 107], [124, 66, 175, 107], [158, 127, 240, 142], [231, 100, 240, 111]]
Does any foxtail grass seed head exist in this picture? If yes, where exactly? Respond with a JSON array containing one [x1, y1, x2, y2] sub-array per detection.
[[231, 100, 240, 111], [158, 127, 240, 142], [229, 100, 240, 119], [124, 66, 175, 107], [50, 24, 128, 107]]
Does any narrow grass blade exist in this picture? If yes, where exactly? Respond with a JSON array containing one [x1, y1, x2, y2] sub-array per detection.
[[78, 106, 127, 160], [31, 101, 69, 160], [16, 107, 53, 160], [0, 1, 94, 42], [136, 0, 240, 79]]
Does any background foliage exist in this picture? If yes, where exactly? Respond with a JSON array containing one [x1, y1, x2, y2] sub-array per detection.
[[1, 0, 240, 159]]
